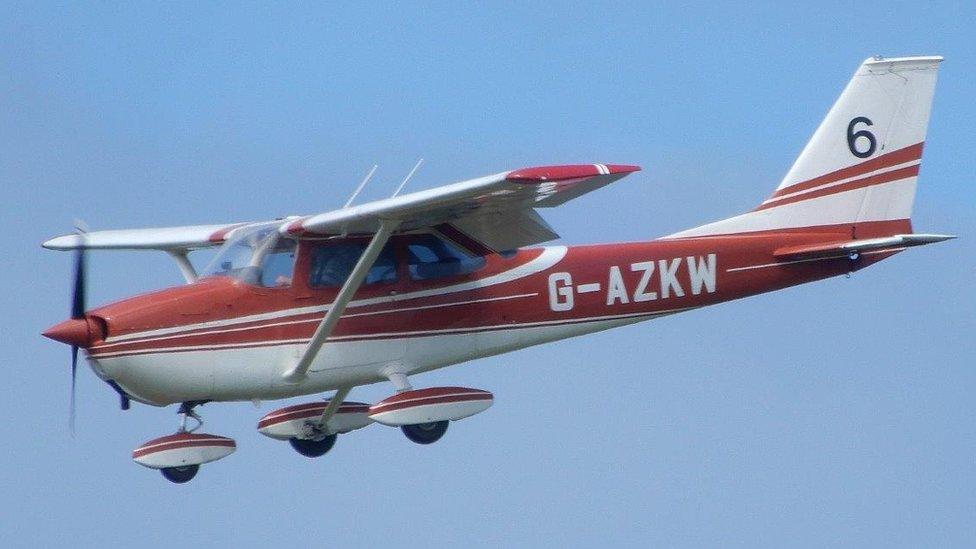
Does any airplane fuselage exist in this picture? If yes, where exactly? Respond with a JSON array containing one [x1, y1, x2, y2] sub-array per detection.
[[83, 220, 904, 406]]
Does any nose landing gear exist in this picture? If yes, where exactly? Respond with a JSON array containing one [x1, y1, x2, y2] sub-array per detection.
[[132, 402, 236, 484]]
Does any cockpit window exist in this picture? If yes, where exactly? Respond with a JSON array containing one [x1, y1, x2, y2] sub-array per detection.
[[201, 224, 297, 288], [259, 243, 298, 287], [407, 234, 486, 280], [309, 242, 397, 288]]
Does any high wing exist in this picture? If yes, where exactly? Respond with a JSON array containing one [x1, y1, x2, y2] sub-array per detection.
[[41, 221, 270, 283], [41, 163, 640, 254], [42, 222, 258, 251], [283, 164, 641, 251], [39, 162, 640, 382]]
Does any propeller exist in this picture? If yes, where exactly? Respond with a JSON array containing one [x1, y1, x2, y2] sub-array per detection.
[[47, 223, 132, 431], [68, 226, 88, 434]]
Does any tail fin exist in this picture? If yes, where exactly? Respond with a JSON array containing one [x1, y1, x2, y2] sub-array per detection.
[[669, 56, 942, 239]]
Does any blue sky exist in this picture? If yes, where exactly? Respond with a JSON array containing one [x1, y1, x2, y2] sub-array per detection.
[[2, 2, 973, 547]]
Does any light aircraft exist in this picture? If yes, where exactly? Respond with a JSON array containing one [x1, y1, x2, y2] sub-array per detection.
[[43, 56, 952, 483]]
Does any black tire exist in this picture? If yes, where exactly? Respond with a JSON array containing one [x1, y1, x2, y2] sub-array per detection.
[[289, 434, 337, 458], [401, 420, 449, 445], [160, 464, 199, 484]]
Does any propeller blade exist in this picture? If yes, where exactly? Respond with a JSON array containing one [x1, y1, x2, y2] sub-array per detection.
[[69, 225, 86, 432], [71, 237, 86, 320], [70, 345, 78, 435]]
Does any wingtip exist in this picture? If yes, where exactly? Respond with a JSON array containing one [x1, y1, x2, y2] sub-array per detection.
[[606, 164, 642, 174], [506, 163, 642, 182], [862, 55, 944, 66], [42, 234, 80, 250]]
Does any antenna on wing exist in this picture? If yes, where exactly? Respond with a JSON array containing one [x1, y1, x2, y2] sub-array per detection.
[[391, 159, 424, 198], [343, 165, 378, 208]]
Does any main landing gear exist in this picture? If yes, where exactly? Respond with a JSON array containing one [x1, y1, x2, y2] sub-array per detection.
[[288, 417, 337, 458], [131, 402, 237, 484], [257, 382, 494, 459], [256, 397, 372, 458], [367, 380, 493, 445]]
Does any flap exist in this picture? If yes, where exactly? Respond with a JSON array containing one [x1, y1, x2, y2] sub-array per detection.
[[446, 209, 559, 253]]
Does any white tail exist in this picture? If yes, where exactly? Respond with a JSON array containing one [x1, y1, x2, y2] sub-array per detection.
[[669, 56, 942, 239]]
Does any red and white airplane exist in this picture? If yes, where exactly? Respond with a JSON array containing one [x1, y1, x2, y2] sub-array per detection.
[[43, 56, 952, 483]]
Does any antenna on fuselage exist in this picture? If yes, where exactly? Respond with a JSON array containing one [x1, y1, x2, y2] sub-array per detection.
[[343, 164, 378, 209], [391, 158, 424, 198]]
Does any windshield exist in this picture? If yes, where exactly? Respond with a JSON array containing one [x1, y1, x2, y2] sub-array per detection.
[[201, 224, 297, 287]]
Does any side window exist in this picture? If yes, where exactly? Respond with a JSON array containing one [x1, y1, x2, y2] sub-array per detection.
[[309, 242, 397, 288], [407, 234, 486, 280], [258, 240, 298, 288]]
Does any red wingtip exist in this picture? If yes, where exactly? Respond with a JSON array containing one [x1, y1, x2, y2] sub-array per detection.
[[506, 164, 641, 182]]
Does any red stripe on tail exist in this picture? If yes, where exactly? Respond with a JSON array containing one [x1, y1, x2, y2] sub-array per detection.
[[770, 142, 923, 200]]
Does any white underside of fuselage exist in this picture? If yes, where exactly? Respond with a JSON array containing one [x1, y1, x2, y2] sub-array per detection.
[[88, 310, 678, 406]]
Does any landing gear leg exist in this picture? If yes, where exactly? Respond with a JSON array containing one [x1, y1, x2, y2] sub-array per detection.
[[176, 401, 204, 433], [159, 401, 205, 484], [386, 372, 413, 392], [286, 389, 350, 458]]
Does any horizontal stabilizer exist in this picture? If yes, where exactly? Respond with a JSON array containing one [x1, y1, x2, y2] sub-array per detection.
[[774, 233, 955, 260]]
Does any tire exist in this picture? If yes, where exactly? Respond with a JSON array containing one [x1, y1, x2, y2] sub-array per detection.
[[160, 464, 199, 484], [401, 420, 449, 445], [289, 434, 337, 458]]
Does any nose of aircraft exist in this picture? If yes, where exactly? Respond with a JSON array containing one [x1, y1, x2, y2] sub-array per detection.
[[42, 318, 94, 348]]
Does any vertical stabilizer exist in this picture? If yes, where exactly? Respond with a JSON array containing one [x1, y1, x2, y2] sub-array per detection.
[[669, 56, 942, 239]]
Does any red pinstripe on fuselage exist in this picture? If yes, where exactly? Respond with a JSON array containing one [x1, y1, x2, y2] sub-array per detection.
[[84, 219, 907, 364]]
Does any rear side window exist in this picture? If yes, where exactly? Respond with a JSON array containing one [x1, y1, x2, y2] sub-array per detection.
[[309, 242, 397, 287], [407, 234, 486, 280]]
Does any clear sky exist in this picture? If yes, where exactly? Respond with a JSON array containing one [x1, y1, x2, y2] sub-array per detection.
[[2, 2, 973, 547]]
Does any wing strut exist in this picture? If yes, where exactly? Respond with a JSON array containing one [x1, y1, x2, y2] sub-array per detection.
[[282, 219, 401, 383], [167, 250, 198, 283], [317, 386, 352, 428]]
